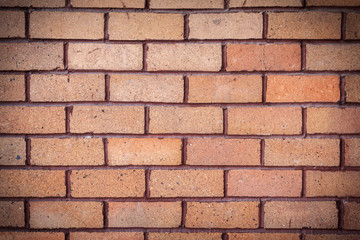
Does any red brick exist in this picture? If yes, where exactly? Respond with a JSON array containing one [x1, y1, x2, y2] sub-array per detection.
[[344, 202, 360, 230], [228, 233, 300, 240], [345, 75, 360, 102], [0, 11, 25, 38], [306, 235, 360, 240], [0, 137, 26, 165], [150, 0, 223, 8], [346, 12, 360, 39], [0, 201, 24, 227], [307, 0, 360, 6], [148, 233, 222, 240], [0, 232, 64, 240], [71, 0, 144, 8], [345, 139, 360, 166], [230, 0, 302, 7], [0, 0, 64, 7], [0, 75, 25, 101], [70, 232, 144, 240]]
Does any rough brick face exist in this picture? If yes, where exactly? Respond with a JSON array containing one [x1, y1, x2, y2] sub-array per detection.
[[0, 232, 64, 240], [228, 233, 300, 240], [344, 202, 360, 230], [0, 201, 24, 227], [306, 0, 360, 6], [345, 139, 360, 166], [70, 232, 144, 240], [150, 0, 224, 8], [0, 75, 25, 101], [0, 11, 25, 38], [345, 75, 360, 102], [0, 137, 26, 165], [148, 233, 222, 240], [346, 12, 360, 39], [0, 0, 64, 7], [71, 0, 144, 8], [306, 235, 360, 240], [230, 0, 303, 7]]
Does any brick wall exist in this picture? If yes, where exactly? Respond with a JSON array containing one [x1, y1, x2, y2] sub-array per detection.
[[0, 0, 359, 239]]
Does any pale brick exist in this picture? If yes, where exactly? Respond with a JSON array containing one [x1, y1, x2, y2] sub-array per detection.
[[148, 233, 222, 240], [345, 139, 360, 166], [345, 75, 360, 102], [0, 0, 64, 7], [0, 232, 64, 240], [0, 201, 24, 227], [150, 0, 223, 9], [344, 202, 360, 230], [71, 0, 144, 8], [228, 233, 300, 240], [0, 75, 25, 101], [307, 0, 360, 6], [230, 0, 302, 7], [306, 235, 360, 240], [0, 11, 25, 38], [0, 138, 26, 165], [70, 232, 144, 240], [346, 12, 360, 39]]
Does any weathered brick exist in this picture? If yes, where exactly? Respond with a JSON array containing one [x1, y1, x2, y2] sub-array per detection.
[[108, 201, 181, 228], [306, 235, 360, 240], [228, 107, 302, 135], [70, 106, 144, 134], [227, 44, 301, 71], [344, 202, 360, 230], [30, 201, 103, 228], [0, 137, 26, 165], [150, 0, 223, 8], [71, 0, 144, 8], [265, 139, 340, 166], [0, 11, 25, 38], [306, 171, 360, 197], [0, 170, 65, 197], [307, 0, 360, 6], [70, 232, 144, 240], [266, 75, 340, 102], [150, 170, 223, 197], [147, 43, 222, 71], [186, 201, 259, 228], [230, 0, 302, 7], [345, 139, 360, 166], [188, 75, 262, 103], [148, 233, 222, 240], [0, 75, 25, 101], [0, 43, 63, 71], [0, 201, 24, 227], [228, 233, 300, 240], [264, 201, 338, 228], [345, 75, 360, 102], [108, 138, 182, 165], [0, 0, 64, 7], [110, 74, 183, 102], [0, 232, 64, 240], [346, 12, 360, 39], [149, 106, 223, 134]]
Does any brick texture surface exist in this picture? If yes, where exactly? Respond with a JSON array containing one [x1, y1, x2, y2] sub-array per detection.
[[345, 75, 360, 102], [344, 202, 360, 230], [71, 0, 145, 8], [228, 233, 300, 240], [346, 12, 360, 39], [306, 0, 360, 6], [345, 139, 360, 166], [0, 11, 25, 38], [0, 137, 26, 165], [230, 0, 303, 7], [148, 233, 222, 240], [150, 0, 224, 9], [0, 232, 64, 240], [0, 201, 24, 227], [0, 0, 64, 7], [70, 232, 144, 240], [0, 75, 25, 101]]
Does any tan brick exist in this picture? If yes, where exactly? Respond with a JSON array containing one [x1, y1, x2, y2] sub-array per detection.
[[147, 43, 222, 71], [70, 106, 144, 134], [0, 43, 63, 71], [264, 201, 338, 228], [306, 44, 360, 71], [186, 201, 259, 228], [109, 13, 183, 40], [0, 106, 65, 134], [306, 171, 360, 197], [189, 12, 262, 39], [70, 232, 144, 240], [0, 232, 64, 240], [0, 75, 25, 101], [108, 201, 181, 228], [68, 43, 142, 70], [71, 0, 144, 8], [108, 138, 182, 165], [306, 235, 360, 240], [230, 0, 302, 7], [307, 107, 360, 134], [345, 139, 360, 166], [0, 138, 26, 165], [110, 75, 183, 102], [307, 0, 360, 6], [0, 11, 25, 38], [30, 201, 103, 228], [344, 202, 360, 230], [227, 44, 301, 71], [0, 0, 64, 7], [150, 0, 223, 8], [149, 233, 222, 240], [346, 12, 360, 39], [31, 138, 104, 166], [265, 139, 340, 166], [0, 170, 65, 197], [188, 75, 262, 103], [345, 75, 360, 102], [150, 170, 223, 197], [228, 233, 300, 240], [0, 201, 24, 227], [228, 107, 302, 135], [187, 138, 260, 165]]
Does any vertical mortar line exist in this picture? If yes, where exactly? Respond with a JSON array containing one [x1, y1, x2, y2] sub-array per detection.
[[183, 75, 189, 103], [145, 169, 151, 198], [223, 170, 229, 197], [301, 41, 306, 71], [300, 233, 305, 240], [25, 136, 31, 166], [144, 232, 149, 240], [262, 12, 268, 39], [340, 138, 345, 171], [66, 170, 72, 198], [144, 106, 150, 134], [104, 12, 110, 40], [222, 233, 229, 240], [224, 0, 230, 9], [103, 138, 109, 166], [260, 139, 265, 166], [181, 201, 187, 228], [302, 107, 307, 138], [65, 232, 70, 240], [25, 9, 30, 39], [262, 74, 267, 103], [341, 12, 346, 40], [221, 43, 227, 72], [337, 200, 344, 230], [24, 200, 30, 228], [145, 0, 150, 9], [65, 106, 73, 134], [184, 14, 190, 40], [142, 43, 148, 71], [103, 201, 109, 228], [105, 74, 110, 102], [65, 0, 72, 7], [301, 0, 306, 7], [25, 72, 31, 102], [340, 75, 346, 104], [259, 200, 264, 228], [223, 107, 228, 135], [64, 42, 69, 70], [182, 138, 188, 165], [301, 170, 306, 198]]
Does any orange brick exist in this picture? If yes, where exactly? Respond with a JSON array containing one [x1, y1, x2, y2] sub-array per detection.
[[228, 107, 302, 135], [307, 0, 360, 6], [265, 139, 340, 166], [30, 201, 103, 228], [230, 0, 302, 7], [150, 170, 223, 197], [187, 138, 260, 165], [0, 75, 25, 101], [110, 74, 183, 102], [307, 107, 360, 134], [31, 138, 104, 166], [108, 201, 181, 228], [108, 138, 182, 165], [228, 233, 300, 240], [345, 75, 360, 102], [306, 44, 360, 71], [71, 0, 144, 8], [0, 170, 65, 197], [189, 12, 262, 39], [109, 13, 183, 40], [0, 43, 63, 71], [150, 0, 223, 8], [345, 139, 360, 166], [0, 0, 64, 7], [71, 232, 144, 240], [344, 202, 360, 230], [0, 137, 26, 165], [306, 235, 360, 240], [0, 201, 24, 227], [188, 75, 262, 103], [0, 232, 64, 240], [147, 43, 222, 71], [149, 106, 223, 134], [0, 11, 25, 38], [264, 201, 338, 228], [0, 106, 65, 134], [266, 75, 340, 102], [346, 12, 360, 39], [70, 106, 144, 134], [68, 43, 142, 70], [186, 201, 259, 228], [148, 233, 222, 240], [306, 171, 360, 197]]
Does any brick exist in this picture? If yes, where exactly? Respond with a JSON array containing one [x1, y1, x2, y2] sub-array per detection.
[[150, 0, 223, 8], [30, 201, 103, 228], [31, 138, 104, 166], [186, 201, 259, 228], [70, 106, 144, 134], [230, 0, 302, 7], [0, 232, 64, 240], [346, 12, 360, 39], [0, 0, 64, 7], [228, 233, 300, 240], [0, 75, 25, 101], [31, 74, 104, 102], [0, 170, 65, 197], [345, 75, 360, 102], [0, 106, 65, 134], [71, 0, 144, 8], [307, 107, 360, 134], [0, 201, 24, 227], [188, 75, 262, 103], [345, 139, 360, 166], [150, 170, 223, 197], [110, 74, 183, 102], [0, 11, 25, 38], [0, 43, 63, 71], [265, 139, 340, 166], [0, 137, 26, 165], [189, 12, 262, 39], [70, 232, 144, 240], [108, 201, 181, 228], [306, 0, 360, 6], [68, 43, 142, 70], [344, 202, 360, 230], [187, 138, 260, 165], [147, 43, 222, 71], [266, 75, 340, 102], [306, 235, 360, 240], [306, 171, 360, 197], [306, 44, 360, 71], [227, 44, 301, 71], [30, 11, 103, 39], [71, 169, 145, 197], [148, 233, 222, 240], [108, 138, 182, 165], [109, 13, 183, 40], [264, 201, 338, 228], [228, 107, 302, 135]]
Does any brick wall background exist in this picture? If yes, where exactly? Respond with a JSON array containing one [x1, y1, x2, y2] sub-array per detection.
[[0, 0, 359, 239]]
